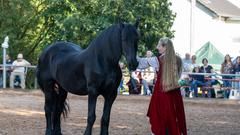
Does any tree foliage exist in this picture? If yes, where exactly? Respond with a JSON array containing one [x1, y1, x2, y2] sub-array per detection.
[[0, 0, 175, 64]]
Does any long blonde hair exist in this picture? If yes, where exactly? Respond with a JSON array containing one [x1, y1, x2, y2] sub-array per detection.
[[159, 38, 181, 92]]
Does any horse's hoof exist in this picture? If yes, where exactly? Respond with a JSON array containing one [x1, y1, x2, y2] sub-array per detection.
[[83, 131, 91, 135], [100, 130, 109, 135], [45, 129, 51, 135], [54, 130, 62, 135]]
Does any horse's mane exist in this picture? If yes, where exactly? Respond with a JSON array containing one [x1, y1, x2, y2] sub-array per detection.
[[87, 23, 138, 49], [87, 24, 121, 48]]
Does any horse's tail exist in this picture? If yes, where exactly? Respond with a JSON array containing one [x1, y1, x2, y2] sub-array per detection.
[[61, 98, 70, 118], [54, 83, 70, 118], [37, 67, 70, 118]]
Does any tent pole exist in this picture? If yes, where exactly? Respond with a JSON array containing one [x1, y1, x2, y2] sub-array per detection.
[[190, 0, 196, 54]]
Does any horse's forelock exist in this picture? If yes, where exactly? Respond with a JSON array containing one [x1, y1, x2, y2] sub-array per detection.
[[118, 22, 125, 30], [121, 24, 139, 41], [120, 23, 139, 71]]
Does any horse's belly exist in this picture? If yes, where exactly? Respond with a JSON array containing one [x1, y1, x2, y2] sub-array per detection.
[[68, 90, 88, 95], [61, 81, 88, 95]]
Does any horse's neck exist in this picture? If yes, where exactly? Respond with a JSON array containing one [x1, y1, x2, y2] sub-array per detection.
[[87, 28, 122, 65]]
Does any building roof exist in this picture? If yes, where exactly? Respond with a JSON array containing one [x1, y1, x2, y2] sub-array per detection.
[[198, 0, 240, 22]]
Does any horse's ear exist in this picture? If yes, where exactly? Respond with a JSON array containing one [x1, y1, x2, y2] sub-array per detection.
[[118, 22, 124, 29], [135, 17, 140, 28], [117, 17, 125, 29]]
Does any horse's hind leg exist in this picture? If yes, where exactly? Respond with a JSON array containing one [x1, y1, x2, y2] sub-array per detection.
[[43, 82, 55, 135], [52, 87, 68, 135], [43, 82, 68, 135]]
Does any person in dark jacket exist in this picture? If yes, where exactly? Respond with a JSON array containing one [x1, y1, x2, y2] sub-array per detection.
[[190, 66, 206, 97], [233, 56, 240, 90]]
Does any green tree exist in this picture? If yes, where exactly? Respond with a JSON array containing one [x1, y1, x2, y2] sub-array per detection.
[[0, 0, 175, 88], [1, 0, 175, 62]]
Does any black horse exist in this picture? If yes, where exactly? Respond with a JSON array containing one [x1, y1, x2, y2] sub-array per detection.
[[37, 21, 139, 135]]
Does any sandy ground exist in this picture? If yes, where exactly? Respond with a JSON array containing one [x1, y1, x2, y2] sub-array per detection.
[[0, 89, 239, 135]]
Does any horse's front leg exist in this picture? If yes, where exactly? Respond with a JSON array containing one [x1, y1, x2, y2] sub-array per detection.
[[84, 88, 98, 135], [100, 91, 117, 135]]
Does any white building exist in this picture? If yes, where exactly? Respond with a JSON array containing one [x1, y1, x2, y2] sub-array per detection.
[[170, 0, 240, 57]]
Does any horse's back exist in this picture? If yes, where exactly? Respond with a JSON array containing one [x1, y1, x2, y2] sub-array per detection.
[[40, 41, 81, 59], [37, 42, 82, 85]]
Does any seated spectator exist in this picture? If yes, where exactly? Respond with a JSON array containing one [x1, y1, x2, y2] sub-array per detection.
[[0, 69, 2, 88], [190, 66, 206, 97], [182, 53, 192, 72], [127, 69, 142, 94], [127, 68, 151, 95], [232, 56, 240, 90], [200, 58, 217, 98], [179, 53, 192, 96], [142, 67, 155, 94], [6, 54, 13, 86], [10, 53, 31, 89], [0, 54, 13, 88], [141, 50, 156, 94], [117, 62, 126, 94], [6, 54, 13, 66], [220, 54, 234, 99], [190, 55, 198, 71]]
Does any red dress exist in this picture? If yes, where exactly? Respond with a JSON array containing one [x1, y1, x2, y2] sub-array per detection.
[[147, 58, 187, 135]]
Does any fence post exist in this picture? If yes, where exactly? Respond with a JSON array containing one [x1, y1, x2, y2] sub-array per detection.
[[1, 36, 9, 89], [34, 76, 37, 89]]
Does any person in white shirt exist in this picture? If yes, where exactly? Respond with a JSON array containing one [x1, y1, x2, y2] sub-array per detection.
[[141, 51, 156, 94], [182, 53, 192, 72], [129, 69, 150, 95], [137, 56, 159, 71], [189, 55, 198, 71], [10, 53, 31, 89]]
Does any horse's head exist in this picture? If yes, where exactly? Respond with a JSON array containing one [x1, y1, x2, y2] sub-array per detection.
[[119, 20, 140, 71]]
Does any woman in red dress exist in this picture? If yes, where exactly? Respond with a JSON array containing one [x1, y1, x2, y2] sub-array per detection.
[[138, 38, 187, 135]]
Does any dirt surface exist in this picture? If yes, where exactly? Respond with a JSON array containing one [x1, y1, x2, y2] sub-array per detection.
[[0, 89, 239, 135]]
